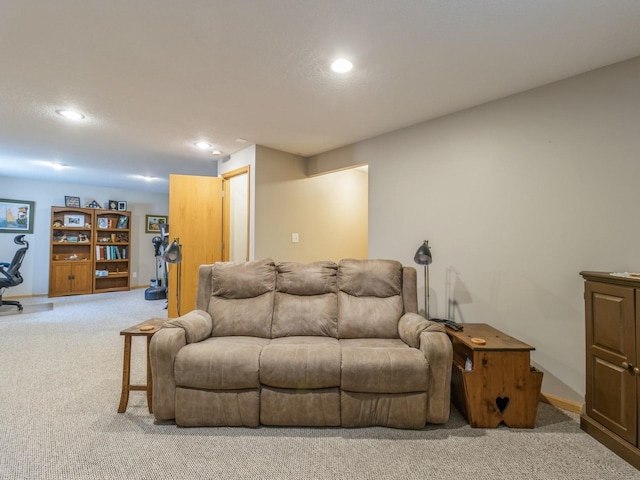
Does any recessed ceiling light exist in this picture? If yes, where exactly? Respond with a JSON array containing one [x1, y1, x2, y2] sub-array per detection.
[[212, 150, 222, 155], [194, 141, 212, 149], [56, 109, 85, 120], [235, 138, 248, 144], [331, 59, 353, 73]]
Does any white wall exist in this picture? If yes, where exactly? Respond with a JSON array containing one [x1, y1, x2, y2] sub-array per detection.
[[0, 176, 168, 296], [309, 56, 640, 402]]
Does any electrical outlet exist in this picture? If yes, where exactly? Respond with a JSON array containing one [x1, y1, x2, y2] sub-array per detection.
[[291, 233, 299, 243], [132, 272, 137, 278]]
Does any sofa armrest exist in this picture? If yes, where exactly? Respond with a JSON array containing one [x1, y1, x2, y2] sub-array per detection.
[[419, 330, 453, 424], [398, 312, 446, 348], [150, 325, 186, 422], [150, 310, 212, 421], [164, 309, 212, 344]]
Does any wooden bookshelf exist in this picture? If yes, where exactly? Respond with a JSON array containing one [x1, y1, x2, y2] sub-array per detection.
[[49, 207, 94, 297], [48, 206, 132, 297], [94, 210, 131, 293]]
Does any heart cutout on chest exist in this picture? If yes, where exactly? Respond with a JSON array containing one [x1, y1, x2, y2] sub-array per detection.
[[496, 397, 510, 413]]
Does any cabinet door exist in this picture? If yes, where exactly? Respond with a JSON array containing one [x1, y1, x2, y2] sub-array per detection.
[[50, 263, 72, 296], [585, 281, 637, 444], [71, 262, 93, 294]]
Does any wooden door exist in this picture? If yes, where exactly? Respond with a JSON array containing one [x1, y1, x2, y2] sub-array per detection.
[[168, 174, 223, 318], [585, 281, 637, 444]]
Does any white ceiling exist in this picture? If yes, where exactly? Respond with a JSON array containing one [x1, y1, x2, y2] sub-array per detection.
[[1, 1, 640, 193]]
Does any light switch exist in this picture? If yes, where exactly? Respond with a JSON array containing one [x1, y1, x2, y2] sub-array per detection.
[[291, 233, 299, 243]]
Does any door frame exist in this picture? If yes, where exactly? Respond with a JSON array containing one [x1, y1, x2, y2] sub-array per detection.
[[221, 166, 251, 262]]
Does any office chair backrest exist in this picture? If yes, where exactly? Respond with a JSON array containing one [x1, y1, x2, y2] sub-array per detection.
[[2, 235, 29, 286]]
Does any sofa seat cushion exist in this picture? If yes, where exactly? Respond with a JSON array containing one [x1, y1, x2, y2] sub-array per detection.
[[175, 336, 270, 390], [340, 338, 428, 393], [260, 336, 341, 389]]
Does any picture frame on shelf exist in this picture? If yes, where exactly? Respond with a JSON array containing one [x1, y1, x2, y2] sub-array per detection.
[[0, 198, 35, 234], [108, 200, 118, 210], [64, 196, 80, 208], [97, 217, 110, 229], [117, 201, 127, 211], [67, 236, 78, 243], [63, 214, 84, 227], [145, 214, 167, 233], [116, 215, 129, 229]]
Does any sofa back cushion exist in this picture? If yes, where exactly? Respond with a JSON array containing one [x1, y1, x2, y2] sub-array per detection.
[[209, 259, 276, 338], [271, 261, 338, 338], [337, 259, 403, 338]]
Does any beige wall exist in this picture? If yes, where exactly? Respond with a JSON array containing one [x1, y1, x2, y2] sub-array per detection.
[[309, 56, 640, 402], [255, 145, 367, 263]]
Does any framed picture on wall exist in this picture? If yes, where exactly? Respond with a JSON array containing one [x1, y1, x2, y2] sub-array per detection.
[[145, 215, 167, 233], [0, 198, 35, 234]]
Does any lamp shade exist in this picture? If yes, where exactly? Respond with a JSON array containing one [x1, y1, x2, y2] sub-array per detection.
[[163, 238, 182, 264], [414, 240, 432, 265]]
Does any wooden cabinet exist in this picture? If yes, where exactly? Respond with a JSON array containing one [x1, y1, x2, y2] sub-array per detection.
[[581, 271, 640, 470], [49, 206, 132, 297], [49, 260, 93, 296], [49, 207, 94, 296], [94, 210, 131, 293], [447, 323, 543, 428]]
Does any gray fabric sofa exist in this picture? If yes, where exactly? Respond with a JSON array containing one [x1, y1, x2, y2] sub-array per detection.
[[150, 258, 453, 429]]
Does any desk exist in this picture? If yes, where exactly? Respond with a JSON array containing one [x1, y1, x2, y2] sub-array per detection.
[[117, 318, 166, 413], [446, 323, 543, 428]]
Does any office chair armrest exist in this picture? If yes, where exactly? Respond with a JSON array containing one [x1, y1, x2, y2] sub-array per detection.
[[0, 262, 9, 268], [0, 266, 10, 281]]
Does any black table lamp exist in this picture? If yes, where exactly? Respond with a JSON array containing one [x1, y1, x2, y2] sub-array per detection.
[[163, 238, 183, 316], [414, 240, 433, 319]]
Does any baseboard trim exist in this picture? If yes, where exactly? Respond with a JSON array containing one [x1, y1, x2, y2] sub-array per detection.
[[539, 392, 583, 414]]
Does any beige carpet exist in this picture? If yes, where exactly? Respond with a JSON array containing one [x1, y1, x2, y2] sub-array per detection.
[[0, 290, 637, 479]]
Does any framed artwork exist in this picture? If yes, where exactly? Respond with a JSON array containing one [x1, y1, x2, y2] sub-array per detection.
[[117, 201, 127, 211], [97, 217, 109, 229], [0, 198, 35, 234], [64, 196, 80, 208], [108, 200, 119, 210], [64, 214, 85, 227], [146, 215, 167, 233], [117, 215, 129, 229]]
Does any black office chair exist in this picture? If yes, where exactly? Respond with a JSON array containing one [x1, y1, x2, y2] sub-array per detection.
[[0, 235, 29, 311]]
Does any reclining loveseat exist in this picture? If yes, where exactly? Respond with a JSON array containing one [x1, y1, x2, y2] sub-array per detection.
[[150, 258, 452, 429]]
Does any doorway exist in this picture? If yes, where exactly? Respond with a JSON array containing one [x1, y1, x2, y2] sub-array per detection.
[[222, 166, 250, 262]]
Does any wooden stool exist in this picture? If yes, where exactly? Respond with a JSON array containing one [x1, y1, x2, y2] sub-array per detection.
[[117, 318, 167, 413]]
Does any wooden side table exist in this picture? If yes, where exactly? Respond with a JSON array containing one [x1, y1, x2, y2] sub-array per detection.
[[446, 323, 543, 428], [117, 318, 167, 413]]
